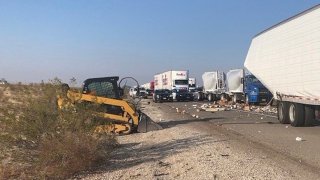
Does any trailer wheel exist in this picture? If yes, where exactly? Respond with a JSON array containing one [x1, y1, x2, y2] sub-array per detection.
[[198, 93, 203, 101], [212, 94, 217, 101], [195, 93, 200, 101], [233, 95, 237, 103], [220, 94, 226, 101], [208, 94, 213, 102], [289, 103, 305, 127], [305, 105, 315, 127], [278, 101, 290, 124], [245, 94, 249, 105]]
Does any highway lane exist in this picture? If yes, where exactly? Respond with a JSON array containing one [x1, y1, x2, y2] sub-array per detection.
[[148, 100, 320, 173]]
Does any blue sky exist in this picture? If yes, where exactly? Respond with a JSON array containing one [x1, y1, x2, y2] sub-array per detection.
[[0, 1, 319, 85]]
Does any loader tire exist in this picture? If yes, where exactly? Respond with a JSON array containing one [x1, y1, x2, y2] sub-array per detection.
[[289, 103, 305, 127], [305, 105, 315, 127], [278, 101, 290, 124]]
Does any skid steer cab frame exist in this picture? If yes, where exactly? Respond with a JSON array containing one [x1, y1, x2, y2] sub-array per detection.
[[59, 76, 161, 135]]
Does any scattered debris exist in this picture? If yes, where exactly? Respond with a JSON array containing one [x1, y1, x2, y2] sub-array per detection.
[[200, 104, 209, 109], [154, 172, 169, 177], [296, 137, 303, 142], [130, 173, 141, 178], [243, 106, 250, 111], [158, 161, 171, 167], [205, 107, 226, 112], [220, 154, 230, 157], [197, 102, 277, 114]]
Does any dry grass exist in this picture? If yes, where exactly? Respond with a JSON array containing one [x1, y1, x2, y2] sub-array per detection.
[[0, 80, 118, 179]]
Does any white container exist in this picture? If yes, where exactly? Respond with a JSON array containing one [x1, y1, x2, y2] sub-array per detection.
[[244, 4, 320, 127]]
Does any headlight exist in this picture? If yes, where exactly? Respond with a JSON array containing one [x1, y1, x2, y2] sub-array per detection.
[[169, 94, 173, 97]]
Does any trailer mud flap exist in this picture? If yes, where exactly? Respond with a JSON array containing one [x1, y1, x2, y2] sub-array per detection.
[[137, 112, 163, 133]]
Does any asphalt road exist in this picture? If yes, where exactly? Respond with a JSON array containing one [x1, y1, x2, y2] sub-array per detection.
[[144, 100, 320, 175]]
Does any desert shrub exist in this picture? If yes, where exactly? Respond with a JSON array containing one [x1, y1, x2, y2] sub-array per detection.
[[37, 132, 116, 179], [0, 80, 117, 179]]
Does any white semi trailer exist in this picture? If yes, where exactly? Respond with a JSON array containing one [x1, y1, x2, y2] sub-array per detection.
[[202, 71, 226, 102], [244, 4, 320, 127], [226, 69, 245, 103]]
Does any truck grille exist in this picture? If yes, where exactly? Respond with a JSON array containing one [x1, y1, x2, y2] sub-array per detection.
[[259, 88, 269, 95]]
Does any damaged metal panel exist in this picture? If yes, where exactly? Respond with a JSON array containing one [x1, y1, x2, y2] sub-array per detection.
[[202, 71, 226, 94], [226, 69, 244, 94]]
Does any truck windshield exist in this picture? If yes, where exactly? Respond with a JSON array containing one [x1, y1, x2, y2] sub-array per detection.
[[86, 81, 116, 98], [175, 80, 188, 85]]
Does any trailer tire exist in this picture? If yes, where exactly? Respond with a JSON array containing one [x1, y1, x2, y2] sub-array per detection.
[[278, 101, 290, 124], [245, 94, 249, 105], [305, 105, 315, 127], [289, 103, 305, 127], [212, 94, 217, 101], [220, 94, 226, 101], [193, 93, 198, 101], [233, 95, 237, 103], [198, 93, 203, 101]]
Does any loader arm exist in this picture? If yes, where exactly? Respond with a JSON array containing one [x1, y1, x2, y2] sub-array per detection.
[[67, 91, 139, 126]]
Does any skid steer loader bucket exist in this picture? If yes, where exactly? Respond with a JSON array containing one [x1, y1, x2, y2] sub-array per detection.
[[137, 112, 163, 133]]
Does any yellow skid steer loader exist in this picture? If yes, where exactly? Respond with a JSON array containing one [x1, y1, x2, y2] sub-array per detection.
[[57, 76, 162, 135]]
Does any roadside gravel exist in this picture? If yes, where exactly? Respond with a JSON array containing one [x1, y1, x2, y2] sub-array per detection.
[[77, 100, 318, 180]]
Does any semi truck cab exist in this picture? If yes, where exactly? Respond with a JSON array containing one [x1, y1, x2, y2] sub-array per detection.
[[172, 79, 189, 100], [244, 75, 272, 104]]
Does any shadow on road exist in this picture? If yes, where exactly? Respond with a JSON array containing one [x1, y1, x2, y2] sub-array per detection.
[[158, 117, 225, 128], [216, 121, 278, 125], [92, 135, 228, 173]]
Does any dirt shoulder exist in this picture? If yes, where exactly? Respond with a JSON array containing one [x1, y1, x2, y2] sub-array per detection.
[[77, 100, 320, 180]]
